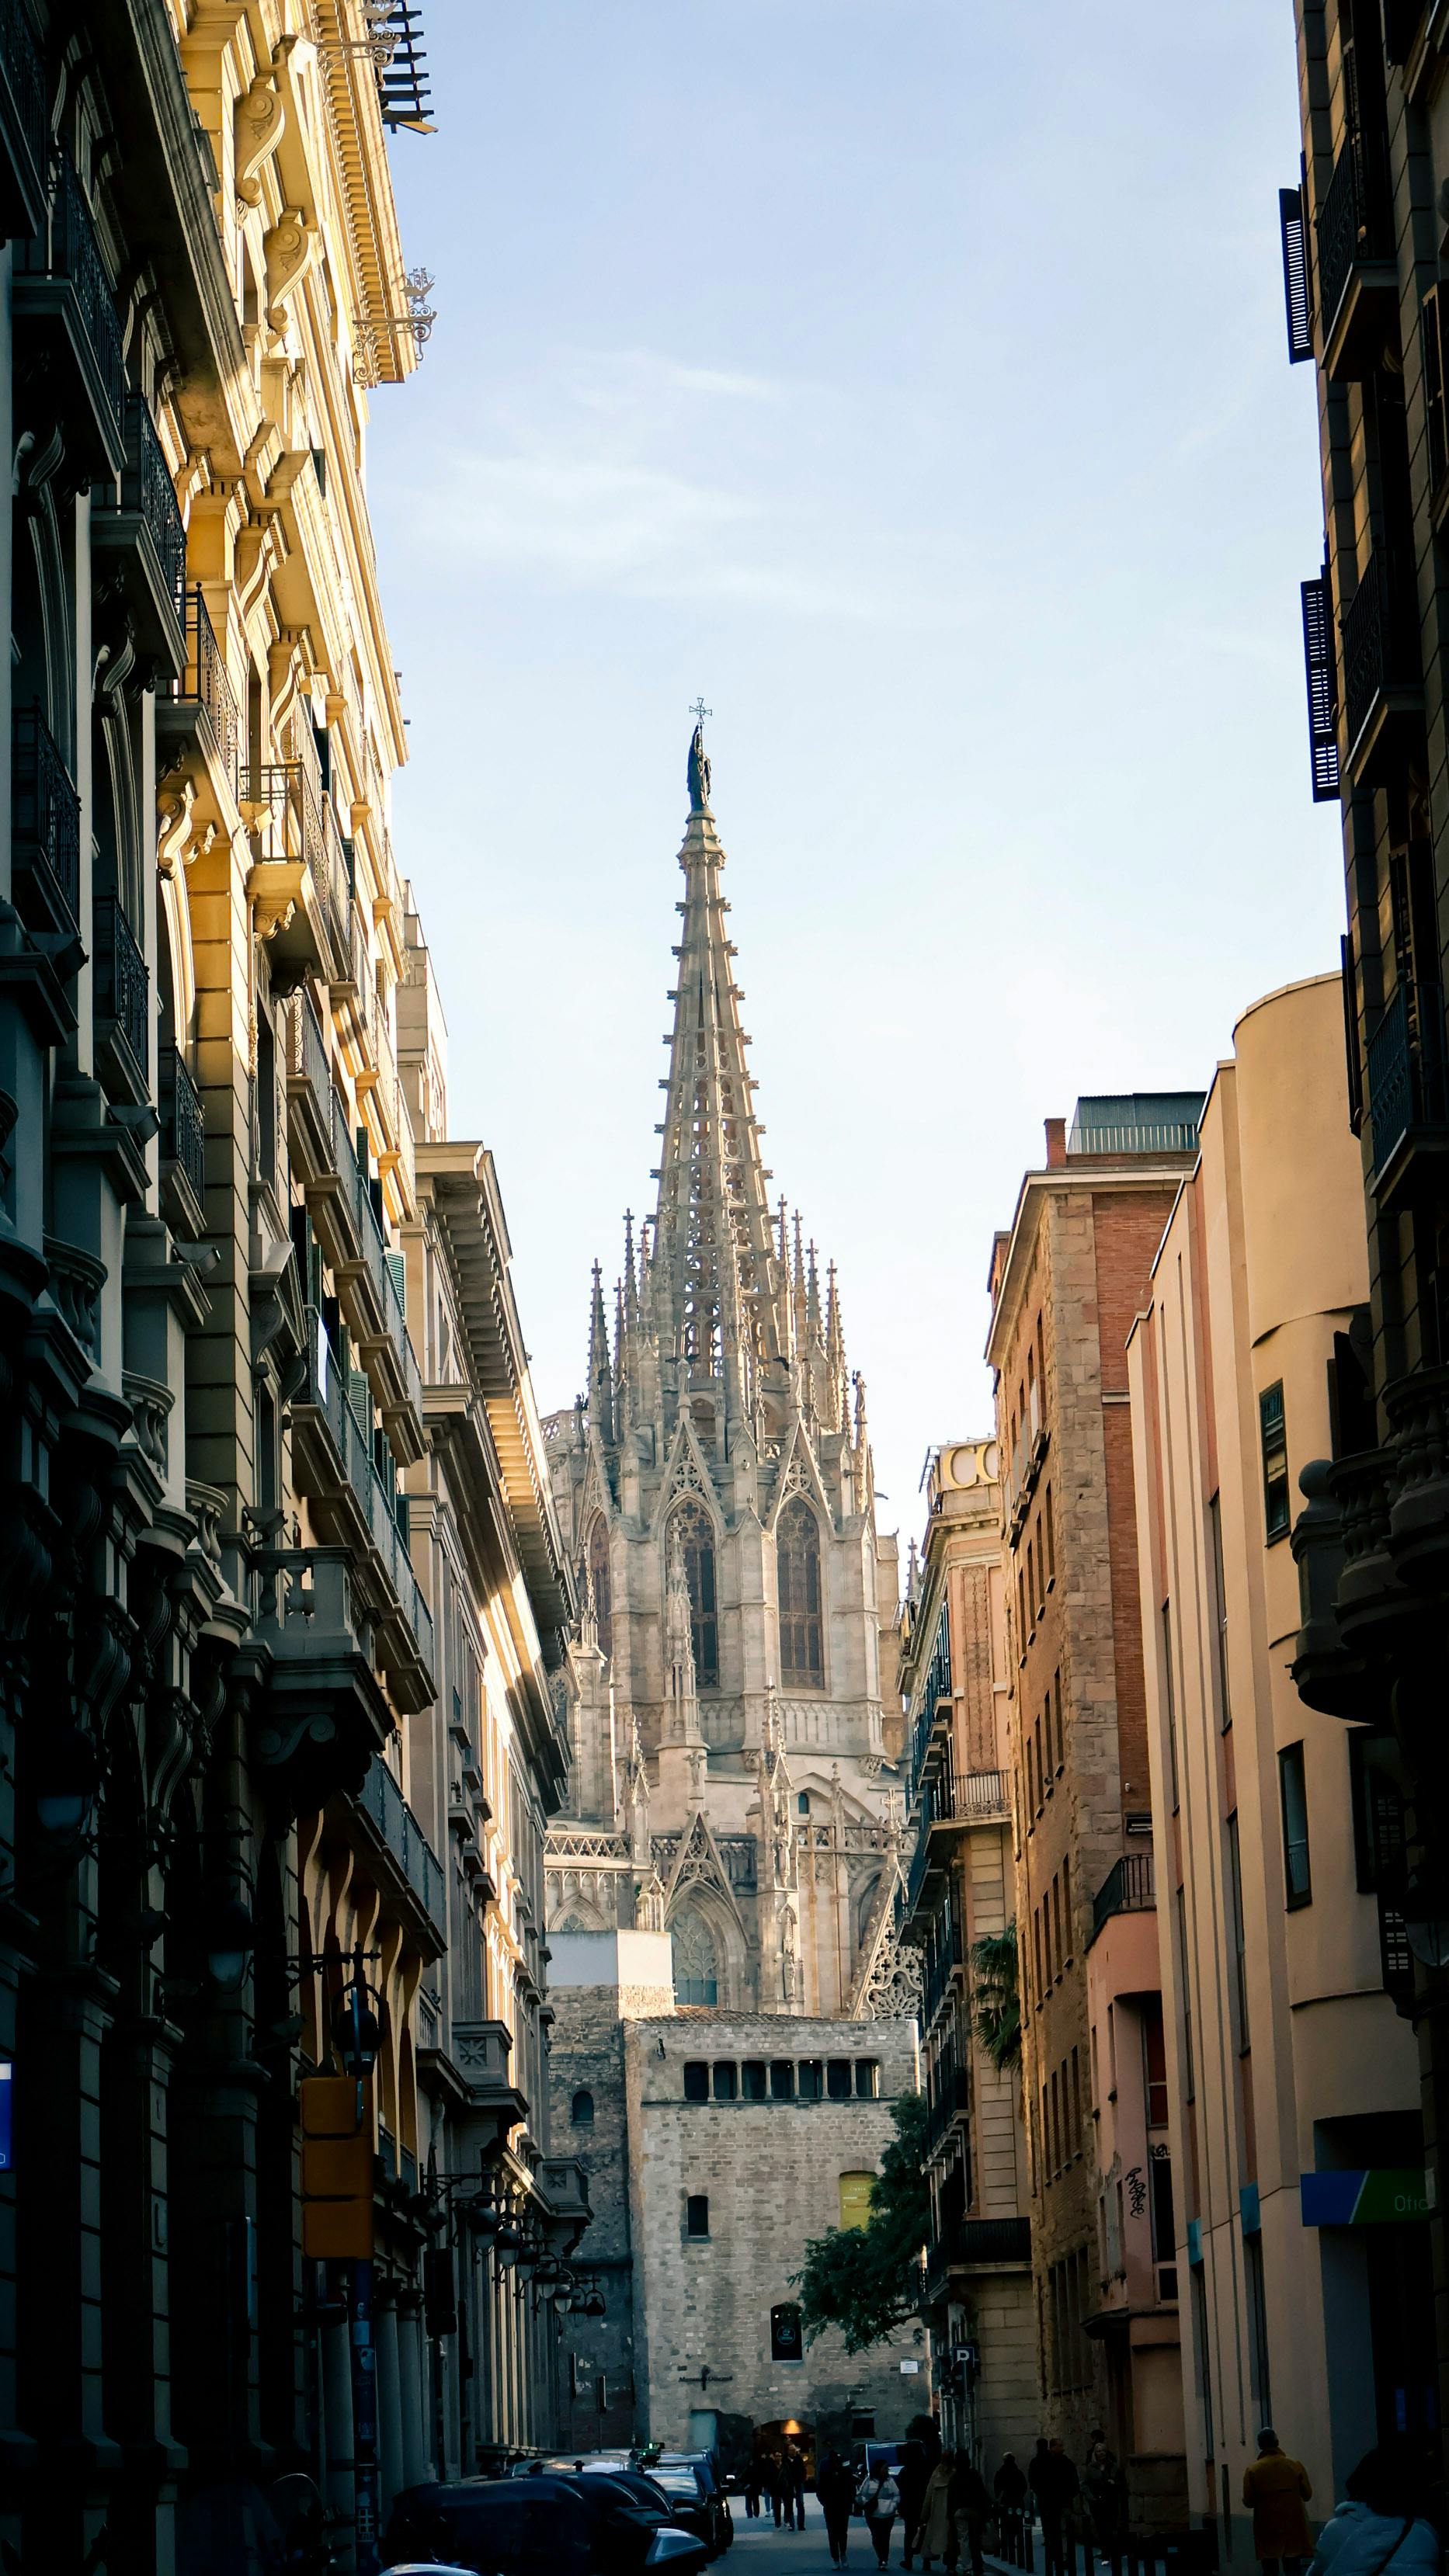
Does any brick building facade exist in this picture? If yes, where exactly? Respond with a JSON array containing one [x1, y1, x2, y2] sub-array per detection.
[[987, 1099, 1197, 2516]]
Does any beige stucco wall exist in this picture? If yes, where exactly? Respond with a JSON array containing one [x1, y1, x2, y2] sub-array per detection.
[[1128, 975, 1420, 2560]]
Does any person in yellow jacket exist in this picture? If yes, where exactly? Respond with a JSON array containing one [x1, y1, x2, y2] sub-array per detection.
[[1242, 2428, 1314, 2574]]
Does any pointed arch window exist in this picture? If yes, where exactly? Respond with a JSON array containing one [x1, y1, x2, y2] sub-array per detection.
[[587, 1512, 613, 1662], [777, 1495, 824, 1686], [671, 1905, 720, 2008], [672, 1498, 719, 1686]]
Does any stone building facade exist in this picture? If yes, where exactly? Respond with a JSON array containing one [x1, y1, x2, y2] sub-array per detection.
[[547, 1932, 924, 2458], [899, 1439, 1035, 2472], [1127, 977, 1427, 2565], [986, 1099, 1197, 2512], [0, 8, 582, 2567], [542, 729, 909, 2015]]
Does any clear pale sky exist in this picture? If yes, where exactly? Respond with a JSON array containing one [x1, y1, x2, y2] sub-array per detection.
[[367, 0, 1340, 1547]]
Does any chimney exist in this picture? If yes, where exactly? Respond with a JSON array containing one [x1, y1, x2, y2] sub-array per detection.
[[1044, 1117, 1067, 1168]]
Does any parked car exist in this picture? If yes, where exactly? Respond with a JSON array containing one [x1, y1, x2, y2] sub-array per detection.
[[385, 2471, 709, 2576], [649, 2455, 734, 2556]]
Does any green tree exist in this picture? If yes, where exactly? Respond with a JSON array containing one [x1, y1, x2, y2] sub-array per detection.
[[970, 1922, 1021, 2072], [793, 2091, 930, 2352]]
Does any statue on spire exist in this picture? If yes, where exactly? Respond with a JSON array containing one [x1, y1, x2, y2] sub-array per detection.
[[687, 717, 712, 814]]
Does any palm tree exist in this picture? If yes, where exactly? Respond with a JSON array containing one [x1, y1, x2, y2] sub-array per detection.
[[969, 1923, 1020, 2071]]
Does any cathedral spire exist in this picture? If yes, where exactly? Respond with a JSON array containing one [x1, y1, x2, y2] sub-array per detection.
[[651, 721, 782, 1435], [586, 1258, 613, 1443]]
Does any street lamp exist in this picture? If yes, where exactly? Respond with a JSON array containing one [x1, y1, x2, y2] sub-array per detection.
[[494, 2210, 522, 2270], [206, 1897, 256, 1994]]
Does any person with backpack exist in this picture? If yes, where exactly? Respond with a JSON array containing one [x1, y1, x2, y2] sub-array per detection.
[[858, 2463, 902, 2569]]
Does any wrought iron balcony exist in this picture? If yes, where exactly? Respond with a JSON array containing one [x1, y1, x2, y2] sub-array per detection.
[[291, 1307, 434, 1713], [92, 895, 149, 1099], [921, 1914, 964, 2026], [158, 1040, 205, 1210], [1342, 551, 1422, 781], [93, 394, 186, 672], [1315, 130, 1396, 381], [1090, 1849, 1155, 1943], [14, 149, 125, 474], [0, 0, 47, 240], [353, 1752, 447, 1954], [12, 704, 81, 949], [1367, 982, 1449, 1193], [931, 2216, 1031, 2273], [242, 760, 348, 981], [250, 1546, 394, 1807], [161, 588, 241, 806]]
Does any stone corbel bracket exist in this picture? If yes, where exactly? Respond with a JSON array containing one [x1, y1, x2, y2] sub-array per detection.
[[263, 206, 321, 335], [235, 68, 286, 210]]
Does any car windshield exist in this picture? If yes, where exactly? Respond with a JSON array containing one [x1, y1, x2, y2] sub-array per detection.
[[652, 2474, 702, 2496]]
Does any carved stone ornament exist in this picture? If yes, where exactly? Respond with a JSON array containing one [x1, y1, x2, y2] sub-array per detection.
[[263, 207, 321, 332], [235, 71, 286, 208]]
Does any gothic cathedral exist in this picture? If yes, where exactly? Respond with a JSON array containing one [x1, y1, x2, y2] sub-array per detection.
[[543, 727, 912, 2019]]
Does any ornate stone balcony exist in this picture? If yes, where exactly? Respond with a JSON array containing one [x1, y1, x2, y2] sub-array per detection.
[[13, 149, 126, 477], [247, 1544, 394, 1810], [290, 1310, 435, 1715]]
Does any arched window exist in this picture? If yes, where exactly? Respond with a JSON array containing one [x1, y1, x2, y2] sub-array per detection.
[[671, 1498, 719, 1687], [571, 2088, 595, 2126], [777, 1496, 824, 1686], [587, 1512, 613, 1661], [671, 1906, 720, 2008]]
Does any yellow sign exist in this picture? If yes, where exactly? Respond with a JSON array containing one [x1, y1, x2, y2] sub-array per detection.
[[839, 2172, 874, 2231]]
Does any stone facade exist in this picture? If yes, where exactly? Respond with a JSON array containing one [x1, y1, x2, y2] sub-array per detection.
[[541, 731, 909, 2024], [987, 1099, 1197, 2510], [898, 1439, 1036, 2474], [547, 1935, 924, 2456]]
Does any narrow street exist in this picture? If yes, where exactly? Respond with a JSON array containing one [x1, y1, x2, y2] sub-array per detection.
[[730, 2500, 1014, 2576]]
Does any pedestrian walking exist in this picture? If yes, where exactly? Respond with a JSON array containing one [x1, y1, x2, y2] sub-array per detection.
[[918, 2453, 957, 2572], [859, 2464, 902, 2570], [996, 2454, 1029, 2566], [766, 2454, 785, 2529], [786, 2448, 808, 2533], [1029, 2438, 1079, 2576], [1082, 2442, 1128, 2576], [1307, 2442, 1437, 2576], [819, 2449, 857, 2568], [950, 2457, 993, 2576], [899, 2439, 930, 2571], [1242, 2428, 1314, 2576], [744, 2460, 762, 2521]]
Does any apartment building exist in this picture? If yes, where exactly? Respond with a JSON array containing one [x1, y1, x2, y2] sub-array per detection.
[[0, 7, 582, 2567], [1281, 0, 1449, 2437], [1127, 975, 1426, 2569], [986, 1098, 1197, 2526], [898, 1436, 1035, 2471]]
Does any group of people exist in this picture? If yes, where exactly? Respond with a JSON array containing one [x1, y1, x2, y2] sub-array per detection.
[[744, 2447, 810, 2530]]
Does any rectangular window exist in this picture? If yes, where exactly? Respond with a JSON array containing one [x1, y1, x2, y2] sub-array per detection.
[[1226, 1814, 1250, 2054], [1034, 1907, 1044, 2004], [686, 2194, 710, 2238], [1062, 1857, 1072, 1963], [1149, 2149, 1176, 2272], [1208, 1495, 1232, 1728], [1162, 1602, 1180, 1811], [1260, 1382, 1290, 1542], [1350, 1730, 1406, 1891], [854, 2059, 880, 2099], [1034, 1716, 1044, 1810], [1176, 1887, 1195, 2103], [1192, 2267, 1215, 2461], [1069, 2046, 1082, 2153], [1244, 2234, 1272, 2422], [1279, 1742, 1312, 1907], [1052, 1668, 1064, 1771], [826, 2058, 853, 2101], [798, 2058, 823, 2101], [1142, 1995, 1169, 2127], [683, 2061, 710, 2103], [713, 2061, 738, 2101], [1041, 2081, 1051, 2182], [1051, 1874, 1063, 1981], [770, 2060, 795, 2101], [1044, 1484, 1055, 1585], [742, 2060, 767, 2101]]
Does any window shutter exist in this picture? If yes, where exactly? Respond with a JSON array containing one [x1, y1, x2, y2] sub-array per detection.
[[1342, 933, 1365, 1135], [1423, 287, 1447, 491], [1279, 186, 1313, 363], [1301, 562, 1341, 801]]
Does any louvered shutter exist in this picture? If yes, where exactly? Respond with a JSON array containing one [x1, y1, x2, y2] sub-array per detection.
[[1279, 186, 1313, 363], [1301, 563, 1342, 801], [1423, 287, 1447, 491]]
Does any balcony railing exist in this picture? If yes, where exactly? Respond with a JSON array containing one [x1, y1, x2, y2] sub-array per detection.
[[0, 0, 48, 229], [120, 392, 186, 607], [1343, 551, 1419, 766], [923, 1915, 964, 2026], [244, 758, 325, 878], [1316, 130, 1392, 350], [175, 588, 239, 797], [1367, 982, 1449, 1180], [13, 703, 81, 939], [16, 150, 125, 454], [1091, 1849, 1155, 1942], [301, 1307, 433, 1665], [93, 897, 148, 1075], [932, 2216, 1032, 2271], [356, 1753, 447, 1948], [158, 1041, 205, 1203]]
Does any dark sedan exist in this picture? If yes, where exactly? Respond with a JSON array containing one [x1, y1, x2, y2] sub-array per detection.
[[384, 2471, 708, 2576]]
